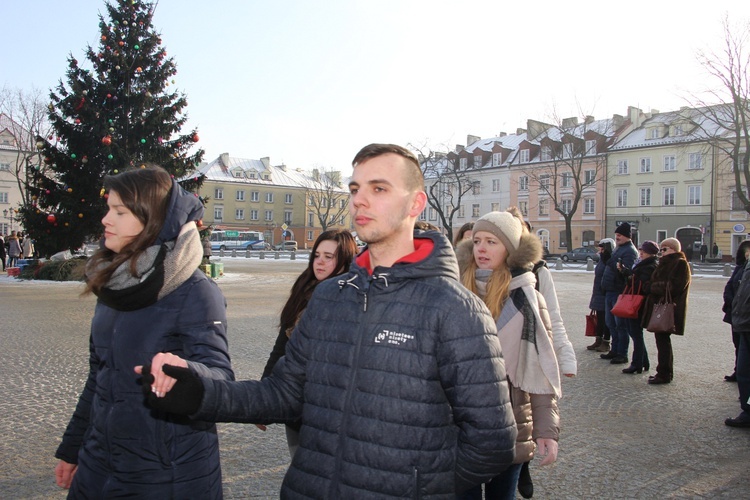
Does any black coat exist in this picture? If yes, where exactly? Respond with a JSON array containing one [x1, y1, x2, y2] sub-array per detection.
[[723, 263, 745, 324], [641, 252, 691, 335], [622, 256, 658, 320]]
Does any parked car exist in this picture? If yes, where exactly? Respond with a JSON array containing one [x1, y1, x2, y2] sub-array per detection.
[[561, 246, 600, 262], [274, 240, 298, 251]]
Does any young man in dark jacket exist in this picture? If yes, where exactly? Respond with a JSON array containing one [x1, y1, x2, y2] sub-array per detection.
[[141, 144, 518, 498], [600, 222, 638, 364], [727, 257, 750, 428]]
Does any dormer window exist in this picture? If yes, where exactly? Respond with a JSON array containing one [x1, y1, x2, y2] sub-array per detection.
[[232, 170, 243, 178], [541, 146, 551, 161], [649, 128, 660, 139], [460, 157, 467, 169], [672, 125, 684, 137], [474, 155, 482, 167], [249, 172, 256, 179], [519, 149, 530, 163], [585, 140, 597, 155]]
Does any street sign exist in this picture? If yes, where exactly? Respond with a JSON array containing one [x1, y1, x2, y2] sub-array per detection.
[[225, 230, 239, 237]]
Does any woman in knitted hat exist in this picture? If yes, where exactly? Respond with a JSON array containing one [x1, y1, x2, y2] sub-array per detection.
[[618, 240, 659, 374], [456, 211, 560, 499]]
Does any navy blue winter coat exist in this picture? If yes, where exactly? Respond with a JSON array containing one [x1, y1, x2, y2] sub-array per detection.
[[195, 231, 517, 499], [589, 254, 610, 310], [56, 180, 234, 499], [601, 241, 637, 294]]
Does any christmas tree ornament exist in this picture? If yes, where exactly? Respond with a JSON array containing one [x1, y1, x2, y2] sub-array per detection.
[[134, 44, 140, 50], [140, 138, 146, 144], [70, 153, 77, 159], [108, 154, 114, 160], [47, 214, 56, 223], [36, 141, 44, 149], [78, 213, 84, 218], [192, 134, 199, 142], [102, 135, 112, 146]]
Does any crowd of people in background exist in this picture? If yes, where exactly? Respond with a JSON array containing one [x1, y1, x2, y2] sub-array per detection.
[[9, 142, 739, 498]]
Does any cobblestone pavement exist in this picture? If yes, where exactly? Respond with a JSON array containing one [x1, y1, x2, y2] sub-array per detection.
[[1, 258, 748, 499]]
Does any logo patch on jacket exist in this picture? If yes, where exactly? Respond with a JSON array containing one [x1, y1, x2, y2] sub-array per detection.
[[374, 329, 415, 346]]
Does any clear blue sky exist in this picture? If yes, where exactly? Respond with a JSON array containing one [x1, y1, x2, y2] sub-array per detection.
[[3, 0, 748, 175]]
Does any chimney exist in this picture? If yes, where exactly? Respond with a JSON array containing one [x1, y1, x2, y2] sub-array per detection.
[[498, 132, 507, 137], [516, 128, 527, 135], [562, 117, 578, 128], [467, 134, 480, 145], [312, 168, 320, 181], [584, 115, 595, 124], [279, 164, 287, 172], [219, 153, 230, 167], [260, 156, 270, 169], [455, 144, 465, 152], [329, 170, 341, 186]]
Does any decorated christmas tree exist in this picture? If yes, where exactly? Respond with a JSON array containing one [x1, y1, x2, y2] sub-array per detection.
[[20, 0, 204, 257]]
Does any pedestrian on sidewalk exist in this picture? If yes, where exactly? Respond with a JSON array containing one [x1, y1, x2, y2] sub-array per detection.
[[587, 238, 615, 353], [722, 241, 750, 382], [54, 166, 234, 498], [140, 144, 517, 497], [727, 251, 750, 428]]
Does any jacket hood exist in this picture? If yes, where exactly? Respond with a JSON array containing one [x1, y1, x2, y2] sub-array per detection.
[[455, 232, 542, 275], [155, 179, 204, 245], [351, 229, 459, 282]]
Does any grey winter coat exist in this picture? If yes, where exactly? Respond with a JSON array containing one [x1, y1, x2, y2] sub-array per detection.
[[195, 230, 517, 498]]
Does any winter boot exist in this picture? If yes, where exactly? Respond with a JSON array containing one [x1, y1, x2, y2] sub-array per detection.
[[596, 340, 611, 353], [586, 337, 602, 350]]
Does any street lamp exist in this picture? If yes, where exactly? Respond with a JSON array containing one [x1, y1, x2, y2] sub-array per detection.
[[2, 208, 14, 234], [266, 222, 276, 246]]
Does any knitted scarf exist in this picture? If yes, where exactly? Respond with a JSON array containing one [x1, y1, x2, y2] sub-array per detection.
[[476, 269, 561, 397], [90, 223, 203, 312]]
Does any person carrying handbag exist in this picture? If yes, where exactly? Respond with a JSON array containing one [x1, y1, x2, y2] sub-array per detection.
[[640, 238, 691, 385]]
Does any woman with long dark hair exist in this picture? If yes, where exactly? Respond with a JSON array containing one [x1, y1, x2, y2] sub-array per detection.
[[55, 166, 233, 498], [259, 228, 358, 457]]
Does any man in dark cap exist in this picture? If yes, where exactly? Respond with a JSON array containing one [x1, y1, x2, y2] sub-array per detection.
[[599, 222, 638, 364]]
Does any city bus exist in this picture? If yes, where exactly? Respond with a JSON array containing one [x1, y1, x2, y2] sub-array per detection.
[[209, 230, 266, 251]]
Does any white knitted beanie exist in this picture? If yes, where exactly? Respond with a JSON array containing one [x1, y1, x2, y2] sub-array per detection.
[[472, 211, 523, 255]]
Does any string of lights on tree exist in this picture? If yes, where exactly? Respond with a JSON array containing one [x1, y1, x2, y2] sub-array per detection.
[[20, 0, 205, 257]]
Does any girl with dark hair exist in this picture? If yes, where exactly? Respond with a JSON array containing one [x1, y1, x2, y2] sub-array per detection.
[[454, 222, 475, 246], [259, 228, 358, 457], [722, 240, 750, 381], [55, 166, 234, 498]]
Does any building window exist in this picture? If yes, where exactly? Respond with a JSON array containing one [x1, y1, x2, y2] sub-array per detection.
[[251, 191, 259, 202], [308, 212, 314, 226], [472, 181, 481, 195], [285, 193, 293, 204], [688, 152, 703, 170], [474, 155, 483, 167], [460, 157, 467, 169], [519, 176, 529, 191], [663, 155, 676, 171], [428, 208, 436, 221], [520, 149, 530, 163], [491, 202, 500, 212], [650, 128, 660, 139], [617, 159, 629, 175], [584, 198, 595, 214], [250, 210, 258, 220], [419, 210, 427, 221], [541, 146, 552, 161], [340, 198, 346, 209], [663, 186, 675, 206], [639, 187, 651, 206], [265, 210, 273, 221], [493, 153, 501, 166], [236, 190, 245, 201], [265, 192, 274, 203], [561, 199, 572, 214], [688, 185, 702, 205], [673, 124, 684, 136], [518, 201, 528, 216], [307, 230, 314, 241], [232, 170, 243, 178], [561, 172, 573, 188], [492, 179, 501, 192], [563, 143, 573, 159], [214, 188, 224, 200], [214, 206, 223, 220], [0, 163, 10, 171], [559, 230, 568, 248], [617, 189, 628, 208], [732, 189, 748, 210], [539, 174, 550, 191], [584, 169, 596, 185], [458, 205, 465, 218], [585, 140, 597, 155], [235, 209, 244, 220], [284, 210, 292, 224], [639, 157, 651, 173], [539, 198, 549, 216], [0, 192, 7, 203], [472, 204, 480, 217], [340, 215, 346, 225]]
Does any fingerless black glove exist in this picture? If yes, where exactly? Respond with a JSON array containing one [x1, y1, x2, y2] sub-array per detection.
[[141, 363, 205, 416]]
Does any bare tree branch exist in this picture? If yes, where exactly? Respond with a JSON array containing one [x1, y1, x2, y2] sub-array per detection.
[[300, 167, 350, 231]]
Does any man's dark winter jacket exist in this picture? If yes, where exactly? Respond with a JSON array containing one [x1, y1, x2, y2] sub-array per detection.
[[55, 181, 234, 498], [589, 254, 610, 311], [601, 240, 637, 294], [195, 230, 517, 499], [732, 260, 750, 332]]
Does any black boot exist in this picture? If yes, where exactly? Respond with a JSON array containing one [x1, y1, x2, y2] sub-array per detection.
[[518, 461, 533, 498], [600, 351, 616, 360]]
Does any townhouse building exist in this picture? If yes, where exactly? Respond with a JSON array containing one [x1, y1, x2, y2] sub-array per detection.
[[193, 153, 350, 249], [0, 113, 30, 236], [712, 144, 748, 261], [607, 106, 718, 259]]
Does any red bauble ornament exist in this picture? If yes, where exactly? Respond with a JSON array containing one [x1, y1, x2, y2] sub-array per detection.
[[191, 134, 199, 143], [102, 135, 112, 146], [47, 214, 56, 223]]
